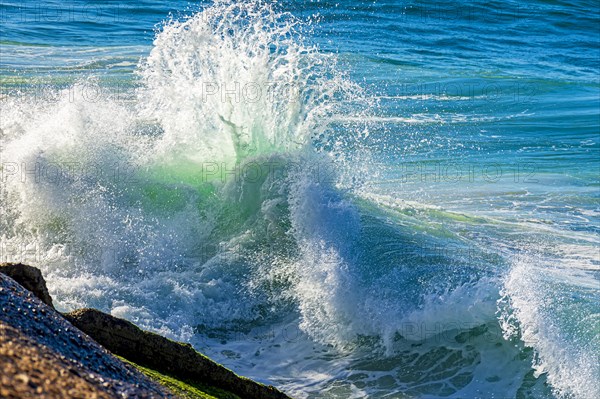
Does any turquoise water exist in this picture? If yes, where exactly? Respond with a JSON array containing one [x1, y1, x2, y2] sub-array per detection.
[[1, 1, 599, 398]]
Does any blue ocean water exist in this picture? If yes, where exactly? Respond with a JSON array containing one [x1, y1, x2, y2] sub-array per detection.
[[1, 1, 599, 398]]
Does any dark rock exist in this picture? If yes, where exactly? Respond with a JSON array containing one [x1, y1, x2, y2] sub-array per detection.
[[0, 263, 54, 308], [0, 273, 174, 398], [64, 308, 292, 399]]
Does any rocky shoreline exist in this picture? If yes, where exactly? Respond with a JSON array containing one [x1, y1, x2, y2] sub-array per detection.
[[0, 263, 292, 399]]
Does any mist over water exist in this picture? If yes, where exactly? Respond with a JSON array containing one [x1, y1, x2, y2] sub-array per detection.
[[1, 1, 599, 398]]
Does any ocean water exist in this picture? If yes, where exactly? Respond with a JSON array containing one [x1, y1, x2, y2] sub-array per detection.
[[1, 1, 599, 398]]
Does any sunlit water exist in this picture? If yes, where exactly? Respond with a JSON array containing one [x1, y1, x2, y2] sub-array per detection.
[[1, 1, 599, 398]]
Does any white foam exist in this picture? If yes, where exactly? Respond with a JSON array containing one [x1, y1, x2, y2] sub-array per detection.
[[500, 253, 600, 399]]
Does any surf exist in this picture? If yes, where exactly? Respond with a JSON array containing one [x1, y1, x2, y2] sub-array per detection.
[[1, 1, 598, 398]]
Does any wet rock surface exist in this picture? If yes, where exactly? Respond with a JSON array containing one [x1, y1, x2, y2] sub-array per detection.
[[0, 272, 174, 399], [65, 308, 292, 399], [0, 263, 54, 308]]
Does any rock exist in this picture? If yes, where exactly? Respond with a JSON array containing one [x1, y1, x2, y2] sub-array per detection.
[[0, 263, 293, 398], [64, 308, 292, 399], [0, 263, 54, 308], [0, 273, 175, 398]]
